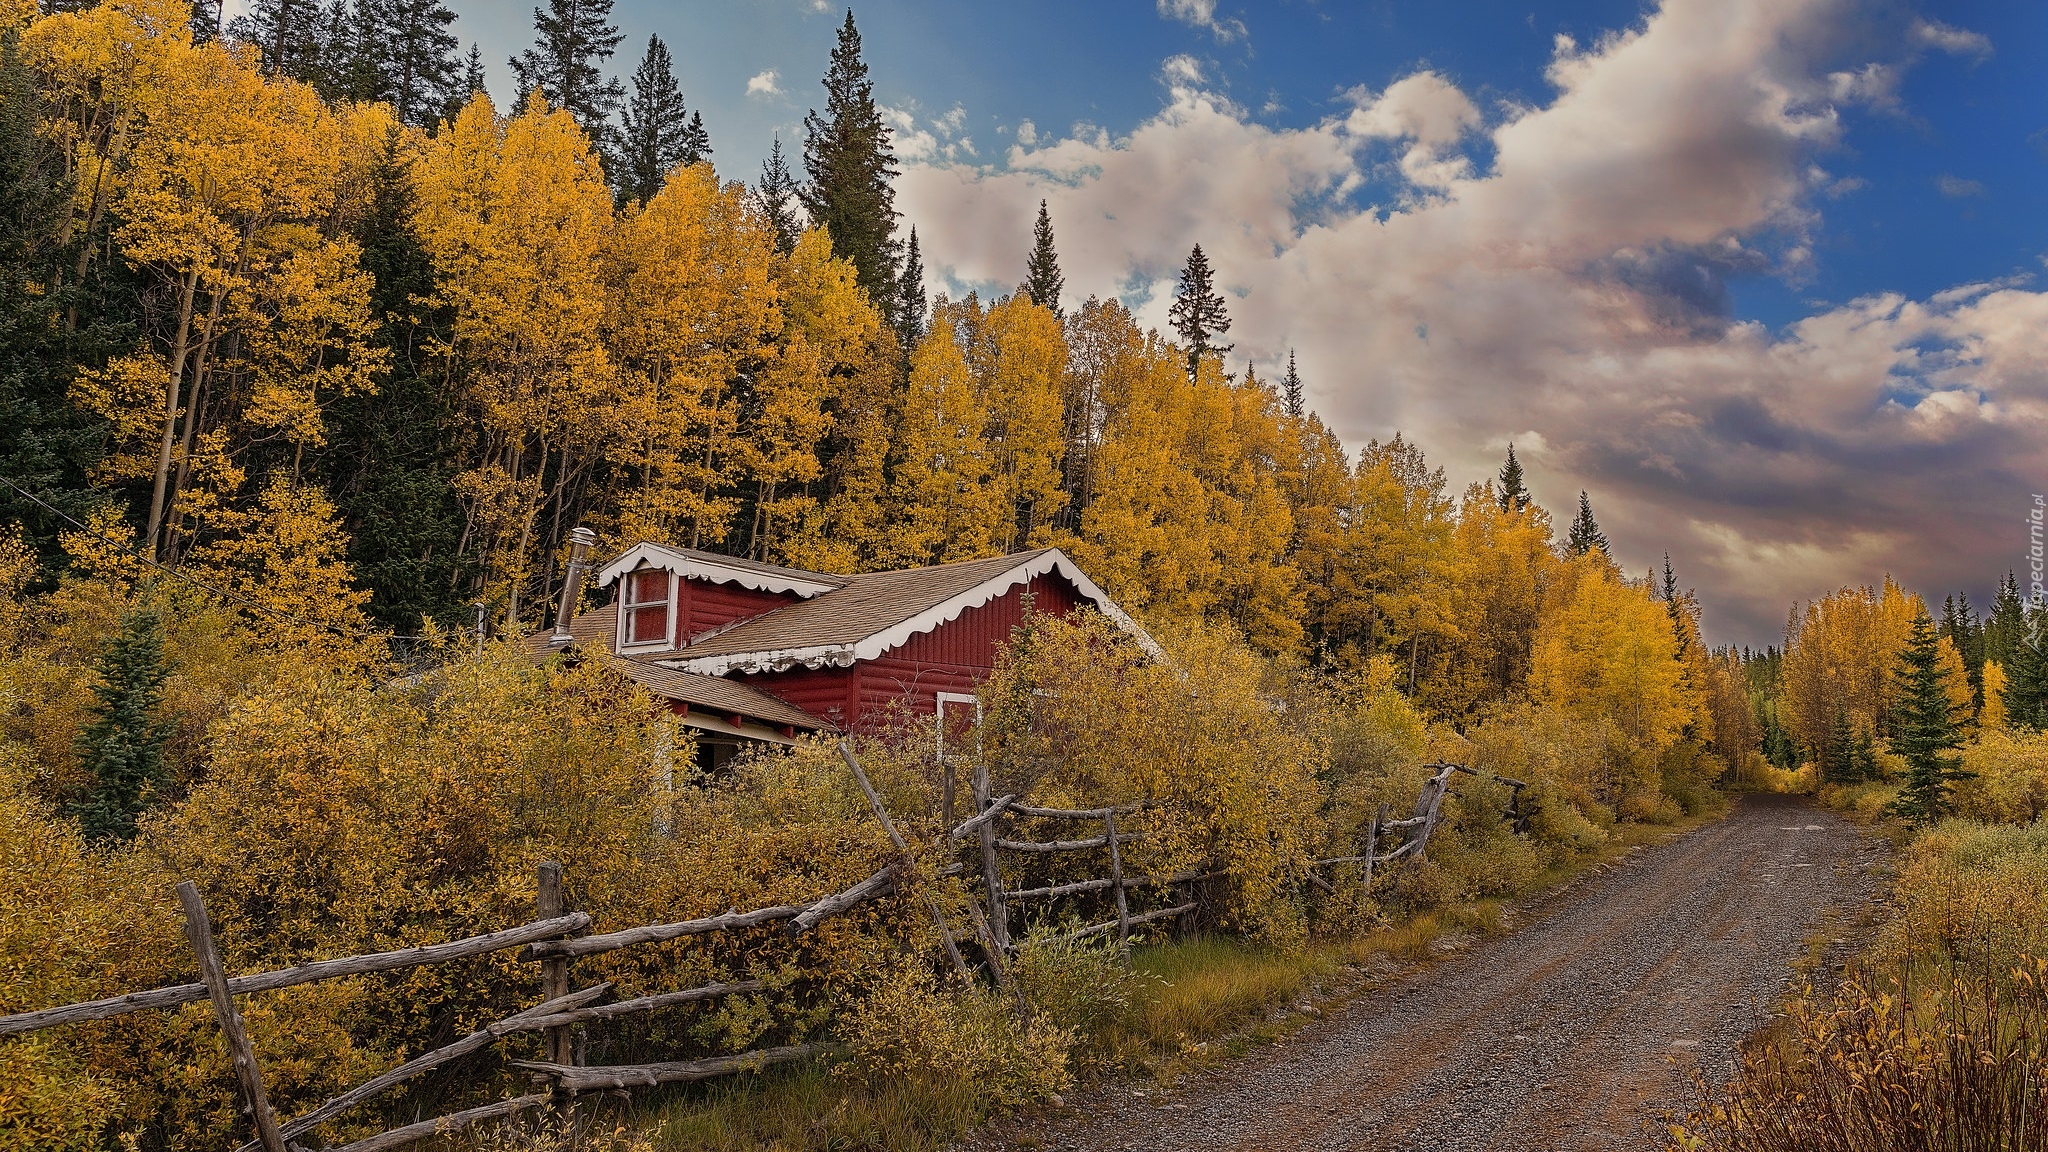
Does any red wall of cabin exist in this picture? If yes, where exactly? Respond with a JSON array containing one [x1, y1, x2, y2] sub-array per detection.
[[674, 578, 802, 641], [734, 574, 1084, 729]]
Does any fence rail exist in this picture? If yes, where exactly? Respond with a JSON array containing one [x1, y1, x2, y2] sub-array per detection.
[[1, 745, 1510, 1151]]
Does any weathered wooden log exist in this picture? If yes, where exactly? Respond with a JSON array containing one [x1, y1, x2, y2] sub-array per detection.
[[178, 882, 286, 1152], [0, 914, 590, 1037], [1006, 800, 1155, 819], [1106, 812, 1130, 951], [1445, 762, 1529, 790], [236, 985, 611, 1152], [324, 1092, 552, 1152], [994, 832, 1144, 853], [838, 742, 972, 984], [946, 794, 1016, 840], [535, 862, 573, 1067], [787, 864, 898, 933], [1003, 869, 1219, 901], [516, 979, 764, 1030], [1053, 902, 1199, 943], [512, 1042, 829, 1093], [973, 761, 1009, 950], [526, 904, 809, 960], [1305, 871, 1335, 895]]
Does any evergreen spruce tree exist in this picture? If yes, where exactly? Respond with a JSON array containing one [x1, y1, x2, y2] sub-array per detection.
[[71, 610, 173, 843], [362, 0, 461, 127], [1938, 592, 1985, 706], [1022, 199, 1064, 318], [801, 10, 900, 319], [189, 0, 223, 43], [1565, 491, 1608, 556], [679, 110, 710, 167], [1281, 349, 1305, 421], [756, 134, 801, 254], [326, 135, 474, 631], [895, 226, 927, 349], [458, 43, 488, 105], [1887, 609, 1971, 823], [617, 34, 693, 205], [1985, 572, 2027, 670], [0, 27, 113, 563], [1497, 443, 1529, 512], [230, 0, 330, 84], [1167, 243, 1231, 380], [2003, 611, 2048, 731], [510, 0, 625, 141]]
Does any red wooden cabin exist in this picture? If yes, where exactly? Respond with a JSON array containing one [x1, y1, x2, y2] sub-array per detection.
[[534, 541, 1154, 768]]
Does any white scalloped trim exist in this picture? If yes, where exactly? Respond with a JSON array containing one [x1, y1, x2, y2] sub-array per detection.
[[595, 542, 840, 597], [670, 549, 1161, 676]]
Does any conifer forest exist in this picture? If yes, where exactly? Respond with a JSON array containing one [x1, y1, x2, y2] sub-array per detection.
[[0, 1, 2041, 1150]]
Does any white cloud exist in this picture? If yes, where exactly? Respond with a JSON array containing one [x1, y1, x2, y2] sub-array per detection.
[[1157, 0, 1246, 43], [1937, 174, 1985, 198], [746, 70, 782, 98], [1910, 19, 1992, 59], [1161, 54, 1204, 87], [896, 0, 2043, 643]]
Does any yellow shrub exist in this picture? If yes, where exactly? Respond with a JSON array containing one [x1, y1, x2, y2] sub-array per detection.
[[836, 961, 1071, 1109], [1953, 729, 2048, 824]]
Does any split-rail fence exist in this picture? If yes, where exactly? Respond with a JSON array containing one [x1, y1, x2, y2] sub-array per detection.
[[0, 748, 1521, 1151]]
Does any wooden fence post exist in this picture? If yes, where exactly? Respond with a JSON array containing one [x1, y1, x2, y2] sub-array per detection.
[[176, 881, 285, 1152], [1105, 812, 1130, 953], [836, 742, 974, 987], [1361, 806, 1383, 895], [535, 863, 572, 1067], [972, 761, 1009, 950]]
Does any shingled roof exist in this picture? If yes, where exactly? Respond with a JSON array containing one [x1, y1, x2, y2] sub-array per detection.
[[667, 548, 1155, 675]]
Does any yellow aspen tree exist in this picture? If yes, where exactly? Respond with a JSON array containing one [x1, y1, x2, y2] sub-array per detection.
[[413, 92, 617, 625], [737, 228, 869, 563], [1316, 434, 1461, 677], [792, 323, 899, 572], [881, 311, 1001, 566], [99, 31, 337, 557], [185, 479, 377, 667], [1982, 662, 2010, 730], [1781, 578, 1925, 757], [609, 165, 779, 552], [231, 230, 387, 469], [1531, 554, 1699, 755], [968, 294, 1069, 552], [1426, 482, 1559, 717]]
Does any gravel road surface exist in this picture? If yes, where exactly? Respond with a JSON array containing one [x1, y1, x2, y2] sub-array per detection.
[[970, 794, 1883, 1152]]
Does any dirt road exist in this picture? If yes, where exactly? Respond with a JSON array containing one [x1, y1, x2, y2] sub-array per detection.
[[975, 794, 1883, 1152]]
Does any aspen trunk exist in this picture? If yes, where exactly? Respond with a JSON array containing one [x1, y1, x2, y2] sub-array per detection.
[[144, 268, 201, 560]]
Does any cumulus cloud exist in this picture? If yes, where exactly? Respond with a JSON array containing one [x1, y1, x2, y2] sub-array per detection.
[[746, 69, 782, 97], [1157, 0, 1246, 43], [895, 0, 2044, 643], [1911, 19, 1992, 59]]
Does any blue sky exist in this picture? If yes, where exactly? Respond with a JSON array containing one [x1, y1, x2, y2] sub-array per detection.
[[428, 0, 2046, 643]]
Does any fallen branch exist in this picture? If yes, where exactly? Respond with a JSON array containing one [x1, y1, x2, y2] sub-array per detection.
[[517, 980, 765, 1031], [1006, 801, 1155, 820], [946, 795, 1016, 841], [1050, 902, 1198, 943], [1005, 869, 1220, 901], [994, 832, 1143, 853]]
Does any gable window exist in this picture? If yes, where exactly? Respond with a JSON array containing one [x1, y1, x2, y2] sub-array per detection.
[[622, 568, 672, 646]]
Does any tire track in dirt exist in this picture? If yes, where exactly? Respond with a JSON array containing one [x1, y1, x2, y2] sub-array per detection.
[[966, 794, 1884, 1152]]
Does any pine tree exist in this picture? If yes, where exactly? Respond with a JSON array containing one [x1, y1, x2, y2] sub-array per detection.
[[679, 110, 710, 167], [617, 34, 693, 205], [363, 0, 461, 127], [1565, 491, 1608, 556], [801, 10, 900, 320], [1939, 592, 1985, 706], [1985, 571, 2027, 669], [1167, 243, 1231, 380], [1281, 349, 1305, 421], [896, 225, 927, 349], [1888, 609, 1970, 823], [71, 610, 173, 843], [1023, 199, 1064, 319], [230, 0, 330, 84], [1497, 443, 1529, 512], [458, 43, 488, 105], [509, 0, 626, 141], [756, 134, 801, 254], [2004, 610, 2048, 731], [0, 26, 111, 564]]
